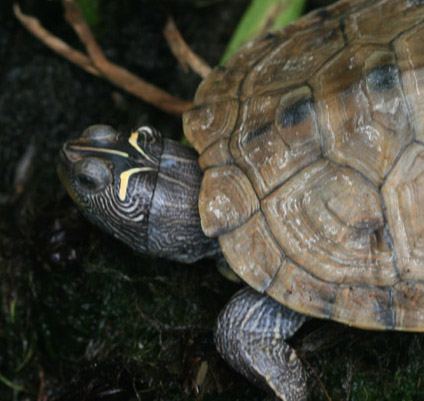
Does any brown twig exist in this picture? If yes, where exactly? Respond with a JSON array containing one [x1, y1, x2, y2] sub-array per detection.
[[163, 16, 211, 78], [13, 2, 194, 115], [13, 3, 99, 76]]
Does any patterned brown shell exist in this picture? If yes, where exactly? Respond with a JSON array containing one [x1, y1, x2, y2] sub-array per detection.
[[183, 0, 424, 331]]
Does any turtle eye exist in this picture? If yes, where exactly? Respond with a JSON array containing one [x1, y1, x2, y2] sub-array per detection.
[[74, 157, 111, 193], [76, 174, 98, 191]]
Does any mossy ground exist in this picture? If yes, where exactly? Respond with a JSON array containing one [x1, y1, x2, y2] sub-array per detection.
[[1, 1, 424, 400]]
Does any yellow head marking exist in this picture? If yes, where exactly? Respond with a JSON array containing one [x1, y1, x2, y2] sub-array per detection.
[[129, 131, 155, 163], [69, 145, 129, 158], [119, 167, 155, 201]]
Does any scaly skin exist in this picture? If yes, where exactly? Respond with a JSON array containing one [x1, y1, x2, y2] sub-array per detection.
[[58, 124, 309, 400]]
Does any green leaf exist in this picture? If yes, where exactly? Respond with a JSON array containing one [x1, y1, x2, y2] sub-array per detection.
[[221, 0, 306, 64], [76, 0, 101, 28], [0, 373, 28, 393]]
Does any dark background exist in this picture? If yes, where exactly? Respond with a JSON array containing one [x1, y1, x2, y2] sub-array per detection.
[[1, 1, 423, 400]]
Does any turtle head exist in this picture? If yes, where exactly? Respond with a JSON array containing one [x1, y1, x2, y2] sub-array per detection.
[[58, 124, 217, 262], [58, 124, 162, 255]]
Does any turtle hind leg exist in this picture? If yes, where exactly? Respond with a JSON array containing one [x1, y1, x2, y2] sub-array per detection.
[[215, 288, 307, 401]]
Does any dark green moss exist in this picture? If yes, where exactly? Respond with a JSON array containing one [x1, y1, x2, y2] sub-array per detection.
[[2, 1, 424, 401]]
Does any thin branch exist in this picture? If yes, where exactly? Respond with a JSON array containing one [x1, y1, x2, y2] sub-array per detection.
[[163, 16, 211, 78], [62, 0, 109, 66], [13, 3, 99, 76], [61, 0, 193, 114], [14, 2, 194, 115]]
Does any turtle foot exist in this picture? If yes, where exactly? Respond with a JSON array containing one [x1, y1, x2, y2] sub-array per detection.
[[215, 288, 307, 401]]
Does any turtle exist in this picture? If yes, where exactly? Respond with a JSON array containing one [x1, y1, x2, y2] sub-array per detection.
[[57, 0, 424, 399]]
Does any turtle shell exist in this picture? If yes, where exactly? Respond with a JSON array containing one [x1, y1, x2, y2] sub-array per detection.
[[183, 0, 424, 331]]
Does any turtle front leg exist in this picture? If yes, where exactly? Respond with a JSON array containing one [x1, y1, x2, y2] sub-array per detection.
[[215, 288, 307, 401]]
